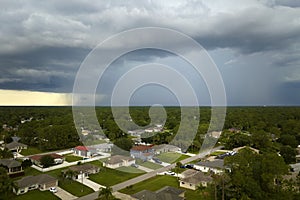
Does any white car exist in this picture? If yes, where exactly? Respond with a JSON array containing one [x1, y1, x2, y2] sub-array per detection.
[[49, 187, 57, 193], [164, 171, 176, 176]]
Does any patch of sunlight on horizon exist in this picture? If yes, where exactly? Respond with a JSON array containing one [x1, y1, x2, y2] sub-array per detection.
[[0, 89, 72, 106]]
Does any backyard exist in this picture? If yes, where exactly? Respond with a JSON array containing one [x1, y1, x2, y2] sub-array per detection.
[[20, 146, 43, 156], [65, 154, 83, 162]]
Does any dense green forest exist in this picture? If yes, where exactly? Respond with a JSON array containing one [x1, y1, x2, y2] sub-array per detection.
[[0, 106, 300, 153]]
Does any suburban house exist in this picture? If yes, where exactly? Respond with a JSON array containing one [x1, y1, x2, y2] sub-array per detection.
[[153, 144, 181, 155], [5, 141, 27, 153], [103, 155, 135, 169], [88, 143, 113, 153], [180, 170, 213, 190], [131, 186, 185, 200], [74, 146, 91, 157], [62, 163, 100, 180], [0, 159, 24, 176], [29, 153, 64, 167], [13, 174, 58, 195], [194, 159, 228, 174], [130, 145, 155, 161]]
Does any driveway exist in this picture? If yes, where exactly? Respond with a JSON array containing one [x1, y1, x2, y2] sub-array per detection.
[[54, 186, 77, 200], [76, 178, 105, 191]]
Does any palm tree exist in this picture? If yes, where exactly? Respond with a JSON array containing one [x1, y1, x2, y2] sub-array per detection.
[[98, 187, 114, 200]]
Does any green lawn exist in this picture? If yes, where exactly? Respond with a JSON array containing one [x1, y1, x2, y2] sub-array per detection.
[[12, 190, 60, 200], [89, 167, 144, 186], [136, 160, 162, 170], [156, 152, 190, 163], [65, 155, 83, 162], [117, 166, 145, 174], [20, 146, 43, 156], [120, 175, 178, 194], [59, 180, 94, 197]]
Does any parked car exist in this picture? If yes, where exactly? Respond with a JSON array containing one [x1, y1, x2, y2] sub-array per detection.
[[152, 158, 162, 164], [185, 164, 194, 169], [164, 171, 176, 176], [49, 187, 57, 193], [131, 163, 139, 168]]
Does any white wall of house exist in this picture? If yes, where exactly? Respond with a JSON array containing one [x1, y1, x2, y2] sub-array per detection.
[[180, 181, 197, 190], [193, 165, 223, 174]]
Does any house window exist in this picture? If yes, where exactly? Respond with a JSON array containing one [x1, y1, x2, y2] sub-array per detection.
[[190, 184, 192, 186], [181, 182, 185, 184], [20, 189, 25, 194]]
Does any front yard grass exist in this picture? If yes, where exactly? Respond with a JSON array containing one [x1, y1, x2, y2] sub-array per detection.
[[89, 167, 144, 186], [59, 180, 94, 197], [13, 190, 60, 200], [156, 152, 190, 163], [117, 166, 145, 174], [119, 175, 178, 195], [136, 160, 162, 170], [65, 155, 83, 162], [20, 146, 43, 156]]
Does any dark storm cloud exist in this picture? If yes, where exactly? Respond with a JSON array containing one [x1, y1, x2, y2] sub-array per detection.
[[0, 0, 300, 105], [0, 47, 90, 92]]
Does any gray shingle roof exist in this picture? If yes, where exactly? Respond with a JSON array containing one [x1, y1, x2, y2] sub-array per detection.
[[106, 155, 134, 165], [15, 174, 57, 188], [0, 159, 21, 168], [181, 171, 213, 185], [5, 141, 27, 150], [132, 186, 185, 200], [196, 159, 225, 169]]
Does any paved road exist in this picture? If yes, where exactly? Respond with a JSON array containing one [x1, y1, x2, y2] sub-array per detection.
[[76, 146, 223, 200]]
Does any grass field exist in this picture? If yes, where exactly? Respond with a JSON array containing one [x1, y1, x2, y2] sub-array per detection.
[[136, 160, 162, 170], [59, 180, 94, 197], [20, 146, 43, 156], [65, 155, 83, 162], [13, 190, 60, 200], [156, 152, 190, 163], [89, 167, 144, 186]]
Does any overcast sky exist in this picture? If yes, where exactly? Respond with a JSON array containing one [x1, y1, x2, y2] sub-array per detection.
[[0, 0, 300, 106]]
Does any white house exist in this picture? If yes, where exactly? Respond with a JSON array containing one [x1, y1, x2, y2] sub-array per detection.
[[194, 159, 227, 174], [103, 155, 135, 169]]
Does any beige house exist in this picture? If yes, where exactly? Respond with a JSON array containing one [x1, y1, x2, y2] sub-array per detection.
[[0, 159, 23, 176], [180, 170, 212, 190], [103, 155, 135, 169], [62, 163, 100, 180], [13, 174, 58, 195], [153, 144, 181, 155]]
